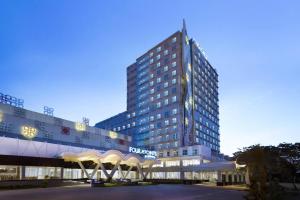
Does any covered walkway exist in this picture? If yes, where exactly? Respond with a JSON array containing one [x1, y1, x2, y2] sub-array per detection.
[[61, 150, 159, 181]]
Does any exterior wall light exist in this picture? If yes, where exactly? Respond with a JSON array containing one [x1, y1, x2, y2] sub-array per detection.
[[109, 131, 118, 139], [75, 122, 86, 132], [21, 126, 37, 139]]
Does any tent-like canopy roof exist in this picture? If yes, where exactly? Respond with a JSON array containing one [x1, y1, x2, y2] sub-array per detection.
[[61, 150, 159, 166]]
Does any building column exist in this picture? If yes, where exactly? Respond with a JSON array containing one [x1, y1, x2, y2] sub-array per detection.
[[179, 160, 184, 180], [81, 169, 84, 179], [245, 167, 250, 185], [225, 172, 229, 183], [217, 171, 222, 183], [19, 166, 25, 180], [60, 167, 64, 179], [124, 166, 133, 179]]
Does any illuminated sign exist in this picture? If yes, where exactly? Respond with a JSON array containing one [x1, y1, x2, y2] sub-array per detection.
[[21, 126, 37, 139], [109, 131, 118, 139], [129, 147, 157, 158], [75, 122, 86, 132], [0, 93, 24, 108], [43, 106, 54, 116]]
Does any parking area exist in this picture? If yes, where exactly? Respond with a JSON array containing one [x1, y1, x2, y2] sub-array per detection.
[[0, 184, 245, 200]]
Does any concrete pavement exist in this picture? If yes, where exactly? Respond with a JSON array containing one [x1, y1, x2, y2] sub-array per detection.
[[0, 184, 245, 200]]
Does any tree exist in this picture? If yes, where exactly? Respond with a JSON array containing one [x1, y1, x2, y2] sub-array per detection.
[[277, 143, 300, 190], [234, 144, 292, 200]]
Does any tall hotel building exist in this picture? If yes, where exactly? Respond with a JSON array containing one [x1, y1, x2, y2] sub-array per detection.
[[0, 22, 245, 184], [96, 21, 220, 159]]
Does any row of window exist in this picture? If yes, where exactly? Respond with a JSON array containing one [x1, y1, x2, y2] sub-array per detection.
[[149, 37, 177, 57], [149, 116, 177, 129], [112, 121, 136, 132], [150, 52, 176, 64], [149, 133, 178, 144]]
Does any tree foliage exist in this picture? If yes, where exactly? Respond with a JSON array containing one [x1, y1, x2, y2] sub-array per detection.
[[233, 143, 299, 200]]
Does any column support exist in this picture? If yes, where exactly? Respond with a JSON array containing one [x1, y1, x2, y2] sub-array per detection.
[[99, 161, 110, 179], [109, 160, 121, 178], [90, 162, 101, 179], [60, 167, 64, 179], [144, 163, 154, 179], [20, 166, 26, 180], [137, 163, 145, 179], [118, 166, 124, 178], [78, 161, 91, 179], [124, 166, 133, 179]]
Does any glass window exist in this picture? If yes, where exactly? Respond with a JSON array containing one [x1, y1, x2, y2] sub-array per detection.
[[157, 77, 161, 83], [164, 74, 169, 81], [150, 124, 154, 129], [157, 113, 161, 119], [157, 46, 161, 52], [183, 149, 188, 155], [150, 81, 154, 86], [150, 116, 154, 121], [157, 62, 160, 67], [156, 102, 161, 108], [164, 66, 168, 72], [164, 99, 169, 105], [150, 89, 154, 94], [172, 78, 177, 84], [156, 54, 161, 60], [172, 62, 176, 67], [150, 52, 153, 57], [172, 53, 176, 59], [164, 90, 169, 96], [172, 37, 177, 43], [172, 118, 177, 124], [164, 49, 168, 55], [171, 87, 176, 94], [164, 82, 168, 88], [150, 59, 154, 64], [172, 108, 177, 115], [165, 120, 169, 126], [172, 70, 176, 76], [172, 96, 177, 103]]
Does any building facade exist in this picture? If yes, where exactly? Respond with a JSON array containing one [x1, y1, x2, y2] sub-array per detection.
[[0, 22, 244, 185], [96, 21, 220, 159]]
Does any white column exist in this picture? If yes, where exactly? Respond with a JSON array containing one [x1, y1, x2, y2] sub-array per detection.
[[124, 166, 133, 179], [118, 166, 124, 178], [78, 161, 91, 179], [19, 166, 26, 180]]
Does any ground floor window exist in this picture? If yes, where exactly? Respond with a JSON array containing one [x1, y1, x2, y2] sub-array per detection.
[[25, 166, 62, 179], [166, 172, 180, 179]]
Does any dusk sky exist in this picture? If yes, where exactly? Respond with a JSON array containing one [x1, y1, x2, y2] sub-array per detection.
[[1, 0, 299, 155]]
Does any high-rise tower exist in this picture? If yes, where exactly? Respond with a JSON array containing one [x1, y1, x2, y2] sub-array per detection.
[[96, 21, 220, 158]]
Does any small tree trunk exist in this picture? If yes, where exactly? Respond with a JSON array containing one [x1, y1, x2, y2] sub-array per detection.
[[293, 176, 298, 191]]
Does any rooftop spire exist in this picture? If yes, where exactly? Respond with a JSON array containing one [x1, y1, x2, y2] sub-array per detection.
[[182, 19, 188, 35]]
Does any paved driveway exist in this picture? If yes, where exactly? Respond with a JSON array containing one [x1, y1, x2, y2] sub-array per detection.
[[0, 184, 245, 200]]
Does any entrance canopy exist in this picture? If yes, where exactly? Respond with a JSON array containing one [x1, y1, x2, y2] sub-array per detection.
[[60, 150, 159, 180], [61, 150, 159, 166]]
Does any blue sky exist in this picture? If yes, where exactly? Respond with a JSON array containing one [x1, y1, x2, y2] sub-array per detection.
[[1, 0, 299, 155]]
